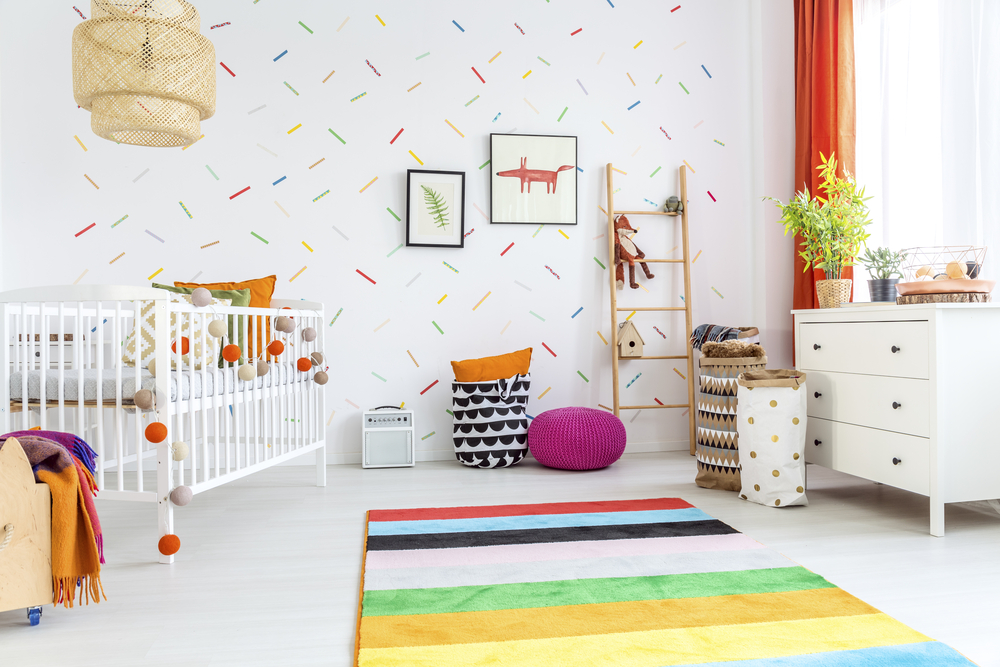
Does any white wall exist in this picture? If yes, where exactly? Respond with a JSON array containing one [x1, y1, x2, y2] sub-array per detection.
[[0, 0, 795, 464]]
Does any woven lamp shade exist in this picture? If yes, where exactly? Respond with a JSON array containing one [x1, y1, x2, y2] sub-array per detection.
[[72, 0, 216, 147]]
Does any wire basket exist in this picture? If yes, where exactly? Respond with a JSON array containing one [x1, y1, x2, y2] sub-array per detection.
[[899, 246, 987, 282]]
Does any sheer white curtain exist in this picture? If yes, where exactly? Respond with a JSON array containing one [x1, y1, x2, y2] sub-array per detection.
[[854, 0, 1000, 288]]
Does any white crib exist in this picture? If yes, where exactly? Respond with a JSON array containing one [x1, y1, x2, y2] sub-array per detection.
[[0, 285, 326, 563]]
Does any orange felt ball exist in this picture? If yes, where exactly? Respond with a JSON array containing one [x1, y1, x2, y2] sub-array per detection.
[[297, 357, 312, 372], [222, 344, 241, 363], [171, 336, 190, 355], [158, 534, 181, 556], [145, 422, 168, 443], [267, 340, 285, 356]]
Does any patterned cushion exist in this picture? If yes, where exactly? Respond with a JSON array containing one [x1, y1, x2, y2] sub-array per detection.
[[122, 292, 232, 370], [527, 407, 626, 470]]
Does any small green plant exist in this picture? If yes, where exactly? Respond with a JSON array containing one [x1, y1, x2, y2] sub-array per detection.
[[421, 185, 449, 229], [860, 246, 906, 280], [765, 152, 872, 280]]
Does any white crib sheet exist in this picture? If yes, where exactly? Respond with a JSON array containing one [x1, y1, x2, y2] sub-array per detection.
[[10, 363, 300, 403]]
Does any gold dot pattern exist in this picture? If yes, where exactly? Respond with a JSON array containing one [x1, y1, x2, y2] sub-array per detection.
[[772, 470, 780, 477], [748, 417, 754, 425], [771, 435, 779, 443], [793, 452, 800, 460], [796, 486, 804, 493], [754, 484, 761, 492], [769, 400, 777, 408], [741, 494, 747, 500], [792, 417, 799, 425], [775, 499, 782, 506], [750, 451, 757, 458]]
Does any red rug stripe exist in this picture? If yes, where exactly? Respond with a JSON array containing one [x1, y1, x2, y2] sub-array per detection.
[[368, 498, 694, 522]]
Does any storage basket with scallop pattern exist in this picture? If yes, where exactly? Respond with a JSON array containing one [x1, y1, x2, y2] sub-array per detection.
[[735, 370, 808, 507], [695, 354, 767, 491]]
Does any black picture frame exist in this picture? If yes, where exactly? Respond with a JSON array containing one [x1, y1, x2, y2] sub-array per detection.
[[405, 169, 466, 248], [489, 133, 578, 225]]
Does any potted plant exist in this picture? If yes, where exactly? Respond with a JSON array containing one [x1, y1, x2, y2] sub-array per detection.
[[766, 153, 872, 308], [860, 247, 906, 302]]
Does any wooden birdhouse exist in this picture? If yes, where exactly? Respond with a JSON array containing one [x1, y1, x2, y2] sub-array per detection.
[[617, 320, 645, 358]]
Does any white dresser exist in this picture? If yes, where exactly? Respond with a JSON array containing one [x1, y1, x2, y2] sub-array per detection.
[[793, 303, 1000, 536]]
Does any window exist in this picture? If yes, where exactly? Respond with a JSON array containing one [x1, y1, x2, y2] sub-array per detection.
[[854, 0, 999, 280]]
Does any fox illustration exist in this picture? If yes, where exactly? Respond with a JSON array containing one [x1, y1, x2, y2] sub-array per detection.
[[496, 158, 575, 194]]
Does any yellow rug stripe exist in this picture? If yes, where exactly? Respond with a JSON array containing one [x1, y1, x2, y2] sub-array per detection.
[[357, 613, 930, 667], [359, 587, 877, 649]]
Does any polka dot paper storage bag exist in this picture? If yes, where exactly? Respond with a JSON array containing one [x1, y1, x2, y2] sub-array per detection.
[[735, 370, 808, 508]]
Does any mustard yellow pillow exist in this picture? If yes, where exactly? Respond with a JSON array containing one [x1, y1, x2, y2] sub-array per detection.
[[451, 348, 532, 382]]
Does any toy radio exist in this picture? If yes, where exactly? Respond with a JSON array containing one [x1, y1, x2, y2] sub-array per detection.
[[361, 407, 415, 468]]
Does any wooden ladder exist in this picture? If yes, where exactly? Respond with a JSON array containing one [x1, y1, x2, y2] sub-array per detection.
[[605, 164, 696, 455]]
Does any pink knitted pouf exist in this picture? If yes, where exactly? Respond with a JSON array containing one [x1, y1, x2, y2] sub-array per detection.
[[527, 407, 627, 470]]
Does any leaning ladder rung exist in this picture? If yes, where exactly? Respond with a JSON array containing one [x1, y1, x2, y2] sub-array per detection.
[[618, 355, 688, 360], [642, 259, 685, 263], [619, 404, 690, 410], [617, 307, 686, 312], [611, 210, 681, 217]]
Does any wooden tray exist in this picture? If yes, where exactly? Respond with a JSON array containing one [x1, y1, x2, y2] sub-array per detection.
[[895, 279, 996, 296]]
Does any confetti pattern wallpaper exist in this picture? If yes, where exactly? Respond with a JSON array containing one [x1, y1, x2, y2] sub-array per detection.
[[0, 1, 794, 463]]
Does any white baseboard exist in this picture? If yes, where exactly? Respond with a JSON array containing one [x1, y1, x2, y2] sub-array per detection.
[[308, 438, 690, 467]]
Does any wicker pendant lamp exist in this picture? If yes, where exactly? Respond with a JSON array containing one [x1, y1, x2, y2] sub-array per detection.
[[72, 0, 216, 147]]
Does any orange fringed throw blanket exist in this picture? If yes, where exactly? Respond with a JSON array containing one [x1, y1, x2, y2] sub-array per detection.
[[0, 435, 105, 607]]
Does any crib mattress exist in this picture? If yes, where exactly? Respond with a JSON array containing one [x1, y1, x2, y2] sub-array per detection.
[[10, 364, 301, 404]]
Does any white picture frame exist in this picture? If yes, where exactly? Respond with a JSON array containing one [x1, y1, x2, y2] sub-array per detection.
[[490, 133, 578, 225]]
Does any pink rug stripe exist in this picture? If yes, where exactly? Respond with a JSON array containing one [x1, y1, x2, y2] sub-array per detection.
[[364, 532, 764, 570]]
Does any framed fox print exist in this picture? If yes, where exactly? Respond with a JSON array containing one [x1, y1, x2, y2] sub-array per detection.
[[406, 169, 466, 248], [490, 133, 578, 225]]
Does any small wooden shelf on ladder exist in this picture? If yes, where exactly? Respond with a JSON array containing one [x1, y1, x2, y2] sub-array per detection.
[[606, 164, 696, 455]]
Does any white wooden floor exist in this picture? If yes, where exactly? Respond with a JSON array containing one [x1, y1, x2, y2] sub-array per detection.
[[1, 452, 998, 666]]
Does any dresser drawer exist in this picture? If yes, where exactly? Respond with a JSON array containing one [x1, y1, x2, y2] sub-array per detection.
[[806, 371, 929, 437], [805, 418, 929, 495], [798, 321, 928, 379]]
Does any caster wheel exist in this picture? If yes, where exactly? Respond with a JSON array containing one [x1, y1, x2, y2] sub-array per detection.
[[27, 606, 42, 626]]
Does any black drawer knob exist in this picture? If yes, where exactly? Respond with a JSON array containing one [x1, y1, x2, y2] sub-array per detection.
[[892, 402, 901, 409], [813, 344, 821, 350], [892, 457, 902, 465], [891, 345, 900, 353], [814, 439, 822, 446], [814, 392, 822, 398]]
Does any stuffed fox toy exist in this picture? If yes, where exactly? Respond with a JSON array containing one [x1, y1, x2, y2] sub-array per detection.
[[614, 214, 654, 289]]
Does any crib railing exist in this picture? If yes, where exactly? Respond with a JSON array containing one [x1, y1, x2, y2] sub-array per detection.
[[0, 286, 326, 563]]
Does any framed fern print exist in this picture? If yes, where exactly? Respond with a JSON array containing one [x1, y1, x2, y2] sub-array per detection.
[[405, 169, 466, 248]]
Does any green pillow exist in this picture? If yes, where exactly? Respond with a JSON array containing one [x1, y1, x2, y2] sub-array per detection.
[[153, 284, 251, 367]]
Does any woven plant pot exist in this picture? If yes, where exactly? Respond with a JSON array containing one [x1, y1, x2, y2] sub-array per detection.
[[816, 279, 852, 309], [696, 354, 768, 491]]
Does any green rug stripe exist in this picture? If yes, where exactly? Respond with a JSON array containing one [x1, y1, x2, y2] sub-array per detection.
[[362, 566, 834, 617]]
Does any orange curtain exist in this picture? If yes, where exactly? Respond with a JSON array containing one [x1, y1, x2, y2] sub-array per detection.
[[793, 0, 857, 309]]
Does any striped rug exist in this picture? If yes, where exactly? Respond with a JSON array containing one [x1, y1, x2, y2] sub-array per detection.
[[354, 498, 976, 666]]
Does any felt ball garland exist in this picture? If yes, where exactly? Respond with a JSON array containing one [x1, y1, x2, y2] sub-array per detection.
[[297, 357, 312, 372], [171, 441, 189, 461], [222, 344, 241, 363], [147, 358, 158, 377], [266, 340, 284, 356], [171, 336, 190, 355], [238, 364, 257, 382], [170, 486, 193, 506], [313, 371, 329, 385], [145, 422, 167, 443], [207, 319, 227, 338], [301, 327, 317, 342], [191, 287, 213, 307], [134, 389, 154, 410], [275, 316, 295, 333], [158, 534, 181, 556], [310, 351, 324, 367], [256, 360, 270, 376]]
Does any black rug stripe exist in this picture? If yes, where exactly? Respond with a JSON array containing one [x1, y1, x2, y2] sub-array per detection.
[[366, 519, 737, 551]]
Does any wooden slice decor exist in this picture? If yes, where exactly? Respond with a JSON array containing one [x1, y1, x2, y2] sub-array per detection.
[[896, 293, 992, 305]]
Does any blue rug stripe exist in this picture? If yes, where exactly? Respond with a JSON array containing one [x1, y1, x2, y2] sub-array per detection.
[[366, 508, 713, 536], [668, 642, 976, 667]]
